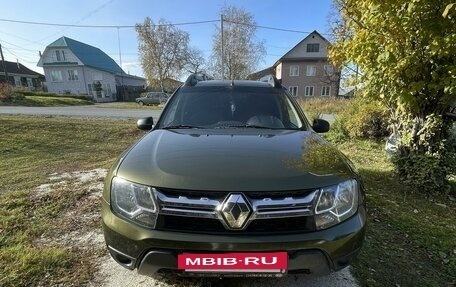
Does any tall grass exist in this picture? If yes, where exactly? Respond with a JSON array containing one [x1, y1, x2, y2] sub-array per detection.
[[298, 97, 352, 120]]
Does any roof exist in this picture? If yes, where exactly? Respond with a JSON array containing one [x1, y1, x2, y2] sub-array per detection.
[[274, 30, 331, 66], [0, 60, 43, 77], [46, 36, 125, 75]]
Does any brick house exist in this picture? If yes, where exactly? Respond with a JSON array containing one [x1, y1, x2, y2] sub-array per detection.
[[274, 31, 340, 98]]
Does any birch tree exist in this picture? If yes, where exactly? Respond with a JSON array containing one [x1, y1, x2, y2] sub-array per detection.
[[136, 18, 189, 91], [210, 6, 266, 79]]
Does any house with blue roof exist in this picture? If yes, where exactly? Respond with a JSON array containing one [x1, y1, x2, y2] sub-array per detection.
[[38, 36, 146, 102]]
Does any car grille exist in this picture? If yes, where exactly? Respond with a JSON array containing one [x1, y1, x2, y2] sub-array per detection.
[[154, 188, 318, 234]]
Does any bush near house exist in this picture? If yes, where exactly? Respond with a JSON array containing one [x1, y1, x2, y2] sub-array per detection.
[[15, 90, 92, 101], [0, 90, 93, 107], [328, 97, 389, 142], [0, 83, 14, 102], [300, 97, 389, 142]]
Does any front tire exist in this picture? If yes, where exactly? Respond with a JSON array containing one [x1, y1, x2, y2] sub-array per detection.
[[138, 101, 144, 106]]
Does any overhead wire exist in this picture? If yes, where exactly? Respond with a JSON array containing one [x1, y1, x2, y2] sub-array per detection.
[[0, 18, 219, 28]]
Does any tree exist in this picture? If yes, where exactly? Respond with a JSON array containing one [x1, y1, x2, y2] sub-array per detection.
[[185, 47, 206, 74], [210, 5, 266, 79], [136, 18, 189, 92], [329, 0, 456, 192]]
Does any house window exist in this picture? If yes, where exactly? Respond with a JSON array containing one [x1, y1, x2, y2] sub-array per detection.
[[289, 86, 298, 97], [305, 86, 314, 97], [307, 43, 320, 52], [324, 65, 334, 75], [107, 83, 112, 97], [321, 86, 331, 96], [306, 65, 316, 76], [55, 50, 66, 61], [14, 76, 21, 86], [289, 65, 299, 77], [51, 70, 63, 82], [67, 70, 79, 81]]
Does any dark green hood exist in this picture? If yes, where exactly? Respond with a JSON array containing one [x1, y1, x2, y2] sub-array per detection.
[[116, 129, 355, 191]]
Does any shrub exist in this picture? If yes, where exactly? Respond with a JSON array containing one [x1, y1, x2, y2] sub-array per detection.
[[392, 148, 454, 194], [0, 83, 14, 102], [331, 97, 389, 140], [14, 91, 92, 101]]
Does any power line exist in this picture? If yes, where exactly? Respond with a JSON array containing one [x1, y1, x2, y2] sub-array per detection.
[[37, 0, 116, 43], [0, 38, 39, 53], [0, 18, 219, 28], [1, 44, 36, 63], [224, 19, 333, 36], [0, 17, 332, 37]]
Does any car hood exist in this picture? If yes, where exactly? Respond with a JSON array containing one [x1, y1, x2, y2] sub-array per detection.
[[116, 129, 356, 191]]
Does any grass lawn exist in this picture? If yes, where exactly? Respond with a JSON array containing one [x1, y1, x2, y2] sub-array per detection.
[[0, 115, 454, 286], [0, 116, 143, 286], [0, 95, 93, 107], [334, 139, 456, 286]]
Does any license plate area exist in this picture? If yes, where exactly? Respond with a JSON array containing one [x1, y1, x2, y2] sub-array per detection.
[[178, 252, 287, 275]]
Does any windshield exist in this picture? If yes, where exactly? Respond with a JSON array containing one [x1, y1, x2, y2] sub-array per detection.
[[158, 85, 305, 130]]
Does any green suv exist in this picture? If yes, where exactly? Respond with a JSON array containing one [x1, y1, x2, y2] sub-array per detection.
[[102, 74, 366, 277]]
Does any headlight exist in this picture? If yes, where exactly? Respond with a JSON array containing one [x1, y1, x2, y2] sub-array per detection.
[[111, 177, 158, 228], [314, 179, 359, 230]]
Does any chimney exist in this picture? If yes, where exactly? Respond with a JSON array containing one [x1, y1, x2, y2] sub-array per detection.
[[17, 59, 20, 70]]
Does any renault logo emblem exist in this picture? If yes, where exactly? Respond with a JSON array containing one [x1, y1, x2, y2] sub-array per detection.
[[220, 194, 251, 230]]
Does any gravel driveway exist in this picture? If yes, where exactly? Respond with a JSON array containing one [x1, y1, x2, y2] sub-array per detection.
[[97, 257, 359, 287]]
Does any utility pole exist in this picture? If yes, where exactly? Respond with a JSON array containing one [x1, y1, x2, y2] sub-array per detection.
[[0, 44, 10, 84], [117, 27, 125, 101], [220, 14, 224, 80]]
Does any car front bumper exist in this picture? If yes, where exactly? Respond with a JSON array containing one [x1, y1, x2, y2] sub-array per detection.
[[102, 199, 366, 277]]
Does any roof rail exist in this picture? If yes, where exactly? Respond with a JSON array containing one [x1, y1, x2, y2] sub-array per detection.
[[258, 75, 282, 88], [183, 72, 214, 87]]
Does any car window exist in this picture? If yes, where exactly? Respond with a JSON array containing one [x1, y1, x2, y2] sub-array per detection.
[[158, 86, 304, 129]]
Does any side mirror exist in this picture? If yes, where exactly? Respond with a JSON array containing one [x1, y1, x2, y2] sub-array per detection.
[[312, 118, 330, 133], [137, 117, 154, 131]]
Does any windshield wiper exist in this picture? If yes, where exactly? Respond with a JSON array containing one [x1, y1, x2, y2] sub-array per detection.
[[162, 125, 202, 129]]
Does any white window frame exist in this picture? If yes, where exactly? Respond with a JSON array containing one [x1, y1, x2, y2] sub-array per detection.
[[107, 83, 112, 96], [305, 86, 314, 97], [321, 86, 331, 96], [67, 70, 78, 81], [289, 65, 299, 77], [288, 86, 298, 97], [324, 65, 334, 75], [307, 43, 320, 53], [306, 65, 316, 76], [51, 70, 63, 82], [55, 50, 66, 61]]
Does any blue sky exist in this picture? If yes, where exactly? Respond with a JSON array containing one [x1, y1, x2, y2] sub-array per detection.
[[0, 0, 334, 77]]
